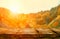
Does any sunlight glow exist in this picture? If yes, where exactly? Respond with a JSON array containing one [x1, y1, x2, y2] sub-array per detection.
[[0, 0, 59, 14], [9, 6, 19, 14], [10, 7, 18, 13]]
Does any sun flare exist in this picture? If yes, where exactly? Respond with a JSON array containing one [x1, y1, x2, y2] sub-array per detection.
[[0, 0, 58, 14], [10, 8, 18, 13]]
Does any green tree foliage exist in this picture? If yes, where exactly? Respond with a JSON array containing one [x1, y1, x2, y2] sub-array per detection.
[[50, 5, 60, 19], [50, 7, 57, 19], [48, 15, 60, 29]]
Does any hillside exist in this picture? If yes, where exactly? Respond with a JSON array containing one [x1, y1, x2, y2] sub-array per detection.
[[0, 5, 60, 34]]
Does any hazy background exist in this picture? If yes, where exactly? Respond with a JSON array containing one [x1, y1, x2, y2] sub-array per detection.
[[0, 0, 60, 13]]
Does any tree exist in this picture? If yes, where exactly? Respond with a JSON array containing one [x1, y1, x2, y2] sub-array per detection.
[[50, 7, 57, 19], [0, 7, 11, 27], [57, 5, 60, 15], [48, 15, 60, 29]]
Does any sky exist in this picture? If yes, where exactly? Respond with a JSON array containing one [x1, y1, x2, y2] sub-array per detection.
[[58, 0, 60, 4], [0, 0, 60, 14]]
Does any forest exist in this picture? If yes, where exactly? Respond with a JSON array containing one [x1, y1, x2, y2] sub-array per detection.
[[0, 5, 60, 34]]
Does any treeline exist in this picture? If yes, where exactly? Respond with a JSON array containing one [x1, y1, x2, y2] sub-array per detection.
[[0, 5, 60, 29]]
